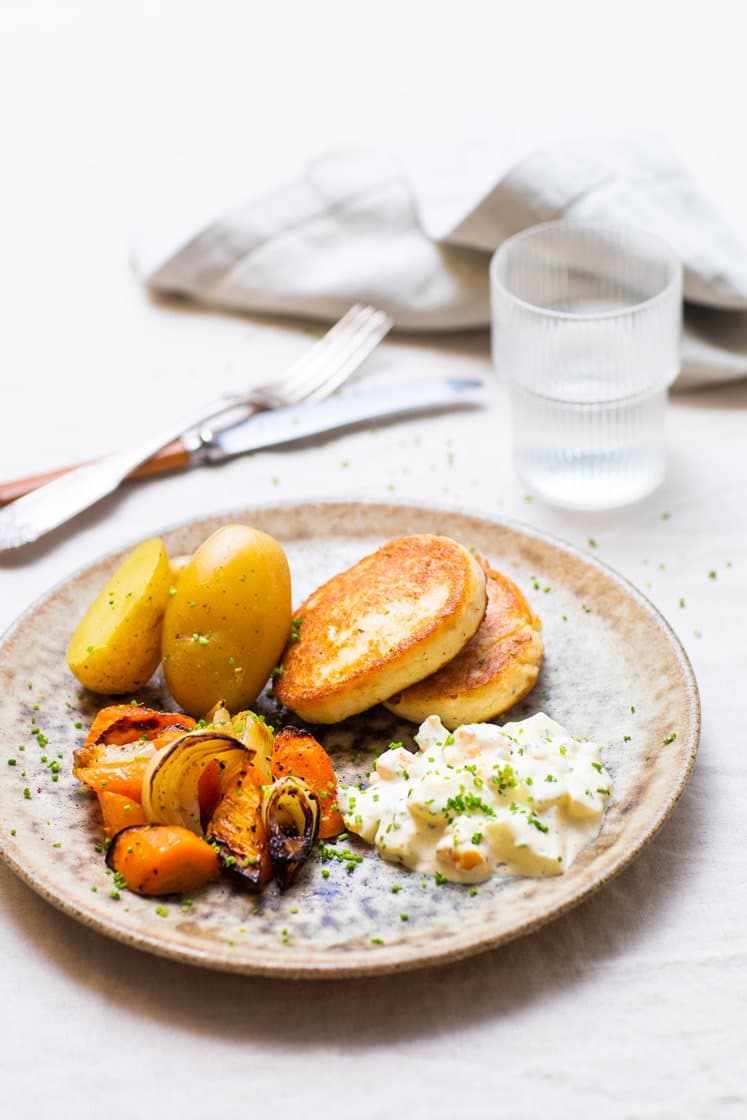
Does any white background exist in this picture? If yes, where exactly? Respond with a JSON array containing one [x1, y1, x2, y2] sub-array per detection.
[[1, 2, 745, 1117]]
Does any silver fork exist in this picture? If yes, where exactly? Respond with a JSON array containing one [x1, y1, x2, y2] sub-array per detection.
[[0, 304, 392, 551], [221, 304, 392, 412]]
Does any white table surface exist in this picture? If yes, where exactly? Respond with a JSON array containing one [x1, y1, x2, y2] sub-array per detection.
[[1, 2, 746, 1117]]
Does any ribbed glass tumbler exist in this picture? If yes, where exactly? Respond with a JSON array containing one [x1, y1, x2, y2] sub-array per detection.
[[490, 221, 682, 509]]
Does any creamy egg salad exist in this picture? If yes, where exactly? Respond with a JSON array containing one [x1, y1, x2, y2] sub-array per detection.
[[336, 713, 612, 884]]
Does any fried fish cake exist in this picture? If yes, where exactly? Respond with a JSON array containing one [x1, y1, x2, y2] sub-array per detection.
[[383, 564, 543, 729], [275, 535, 487, 724]]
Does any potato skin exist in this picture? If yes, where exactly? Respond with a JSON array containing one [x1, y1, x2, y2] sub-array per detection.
[[169, 552, 192, 576], [161, 524, 291, 716], [66, 538, 172, 694]]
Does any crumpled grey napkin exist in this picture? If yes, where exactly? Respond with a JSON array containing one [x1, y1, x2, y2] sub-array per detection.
[[133, 137, 747, 390]]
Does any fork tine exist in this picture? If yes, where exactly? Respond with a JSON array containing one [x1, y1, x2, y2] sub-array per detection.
[[278, 308, 391, 406], [253, 304, 371, 400], [193, 305, 377, 425], [301, 310, 393, 404], [210, 305, 390, 418], [266, 305, 387, 406]]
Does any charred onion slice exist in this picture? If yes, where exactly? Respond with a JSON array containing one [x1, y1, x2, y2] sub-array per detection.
[[271, 726, 344, 839], [262, 776, 320, 890], [231, 710, 273, 784], [205, 765, 273, 891], [141, 729, 254, 835], [204, 699, 232, 729]]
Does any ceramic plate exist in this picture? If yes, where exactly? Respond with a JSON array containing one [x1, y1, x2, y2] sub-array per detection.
[[0, 501, 700, 978]]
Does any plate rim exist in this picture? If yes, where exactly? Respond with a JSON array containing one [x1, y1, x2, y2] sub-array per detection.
[[0, 497, 701, 978]]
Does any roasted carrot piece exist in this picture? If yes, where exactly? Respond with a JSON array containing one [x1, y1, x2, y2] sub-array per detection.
[[79, 732, 219, 804], [149, 725, 194, 752], [77, 757, 151, 801], [197, 759, 223, 826], [271, 726, 344, 839], [206, 764, 273, 890], [97, 790, 147, 837], [84, 704, 196, 748], [106, 824, 220, 895], [75, 707, 197, 798]]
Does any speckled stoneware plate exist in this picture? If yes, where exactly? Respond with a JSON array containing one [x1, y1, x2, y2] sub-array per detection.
[[0, 500, 700, 978]]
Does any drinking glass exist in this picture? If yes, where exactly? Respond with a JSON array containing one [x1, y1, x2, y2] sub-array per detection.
[[490, 221, 682, 509]]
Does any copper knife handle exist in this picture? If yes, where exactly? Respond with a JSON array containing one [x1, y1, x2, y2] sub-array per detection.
[[0, 439, 191, 506]]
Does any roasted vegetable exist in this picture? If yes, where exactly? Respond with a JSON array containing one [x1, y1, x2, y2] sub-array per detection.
[[206, 765, 273, 890], [67, 538, 173, 694], [141, 729, 254, 835], [161, 524, 292, 716], [204, 699, 233, 729], [106, 824, 220, 895], [97, 791, 148, 837], [272, 726, 344, 839], [81, 702, 330, 896], [203, 703, 273, 781], [262, 776, 320, 889], [74, 705, 196, 801], [231, 710, 274, 784], [77, 757, 152, 801], [81, 704, 197, 751], [197, 760, 224, 827]]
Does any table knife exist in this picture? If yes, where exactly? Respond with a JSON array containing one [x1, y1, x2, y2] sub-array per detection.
[[0, 376, 485, 550], [192, 374, 485, 463]]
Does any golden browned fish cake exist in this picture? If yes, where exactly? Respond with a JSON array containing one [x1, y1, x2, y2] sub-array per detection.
[[275, 535, 487, 724], [383, 564, 543, 729]]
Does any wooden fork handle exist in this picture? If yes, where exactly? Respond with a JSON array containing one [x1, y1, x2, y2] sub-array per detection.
[[0, 439, 192, 506]]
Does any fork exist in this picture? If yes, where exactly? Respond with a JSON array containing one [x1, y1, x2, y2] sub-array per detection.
[[205, 304, 392, 417], [0, 305, 393, 550]]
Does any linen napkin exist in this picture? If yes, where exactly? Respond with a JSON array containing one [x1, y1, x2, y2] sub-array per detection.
[[132, 136, 747, 390]]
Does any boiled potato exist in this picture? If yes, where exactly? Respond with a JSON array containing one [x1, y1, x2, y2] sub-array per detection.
[[169, 552, 192, 576], [67, 537, 172, 694], [161, 524, 291, 716]]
